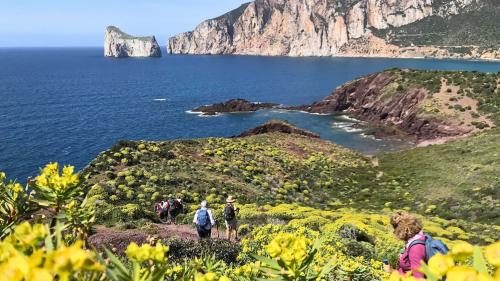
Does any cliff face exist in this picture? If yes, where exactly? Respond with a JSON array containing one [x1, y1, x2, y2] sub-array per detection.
[[168, 0, 498, 59], [295, 69, 498, 141], [104, 26, 161, 58]]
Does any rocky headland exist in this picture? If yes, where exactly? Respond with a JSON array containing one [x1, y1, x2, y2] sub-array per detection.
[[294, 69, 498, 142], [197, 69, 498, 143], [236, 120, 319, 138], [104, 26, 161, 58], [168, 0, 500, 60], [192, 99, 278, 115]]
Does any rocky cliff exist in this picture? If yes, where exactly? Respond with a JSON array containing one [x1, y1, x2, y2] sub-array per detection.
[[294, 69, 498, 141], [168, 0, 499, 59], [104, 26, 161, 58]]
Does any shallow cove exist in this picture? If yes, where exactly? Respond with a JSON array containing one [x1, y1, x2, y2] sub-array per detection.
[[1, 47, 499, 180]]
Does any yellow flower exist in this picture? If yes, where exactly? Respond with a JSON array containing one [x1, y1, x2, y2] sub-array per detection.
[[446, 266, 478, 281], [265, 233, 311, 267], [125, 242, 168, 263], [484, 242, 500, 267], [428, 253, 455, 277], [35, 163, 79, 192], [5, 223, 47, 249], [451, 242, 474, 260], [219, 276, 231, 281], [388, 271, 403, 281], [195, 272, 217, 281], [477, 272, 494, 281]]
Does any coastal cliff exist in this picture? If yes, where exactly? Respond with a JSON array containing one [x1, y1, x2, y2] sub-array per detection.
[[168, 0, 499, 59], [104, 26, 161, 58], [295, 69, 498, 141]]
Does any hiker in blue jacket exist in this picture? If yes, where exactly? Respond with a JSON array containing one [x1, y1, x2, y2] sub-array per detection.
[[193, 200, 215, 239]]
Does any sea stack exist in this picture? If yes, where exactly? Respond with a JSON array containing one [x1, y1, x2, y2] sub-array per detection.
[[104, 26, 161, 58]]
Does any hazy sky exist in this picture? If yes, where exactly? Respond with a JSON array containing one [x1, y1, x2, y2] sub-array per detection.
[[0, 0, 250, 47]]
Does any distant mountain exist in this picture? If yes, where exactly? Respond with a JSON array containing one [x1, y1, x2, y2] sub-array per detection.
[[168, 0, 499, 59]]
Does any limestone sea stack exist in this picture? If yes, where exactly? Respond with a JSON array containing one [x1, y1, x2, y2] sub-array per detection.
[[104, 26, 161, 58]]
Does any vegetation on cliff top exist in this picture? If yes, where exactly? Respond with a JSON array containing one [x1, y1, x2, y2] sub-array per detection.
[[382, 68, 499, 128], [373, 1, 500, 48]]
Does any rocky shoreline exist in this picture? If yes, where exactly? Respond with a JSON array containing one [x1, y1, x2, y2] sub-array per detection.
[[194, 69, 498, 145]]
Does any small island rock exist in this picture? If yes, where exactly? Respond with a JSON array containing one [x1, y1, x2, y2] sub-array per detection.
[[193, 99, 278, 115], [104, 26, 161, 58]]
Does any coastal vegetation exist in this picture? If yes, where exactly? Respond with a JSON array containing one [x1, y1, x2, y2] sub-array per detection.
[[2, 68, 499, 280]]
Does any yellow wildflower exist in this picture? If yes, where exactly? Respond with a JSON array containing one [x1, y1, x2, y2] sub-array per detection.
[[265, 233, 311, 267], [125, 242, 168, 263], [484, 242, 500, 267], [477, 272, 494, 281], [446, 266, 478, 281], [451, 241, 474, 260], [428, 253, 455, 277]]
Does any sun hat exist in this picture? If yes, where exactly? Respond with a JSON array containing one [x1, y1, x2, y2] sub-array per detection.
[[226, 196, 235, 203], [201, 200, 208, 208]]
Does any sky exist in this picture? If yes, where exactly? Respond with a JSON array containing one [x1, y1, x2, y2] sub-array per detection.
[[0, 0, 250, 47]]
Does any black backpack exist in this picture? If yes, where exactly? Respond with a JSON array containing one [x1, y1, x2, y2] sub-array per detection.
[[224, 204, 235, 221]]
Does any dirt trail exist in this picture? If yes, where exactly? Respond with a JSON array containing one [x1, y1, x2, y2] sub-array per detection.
[[89, 224, 224, 253]]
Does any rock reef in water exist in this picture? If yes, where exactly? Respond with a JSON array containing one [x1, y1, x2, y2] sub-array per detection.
[[168, 0, 500, 60], [192, 99, 278, 115], [237, 120, 320, 138], [104, 26, 161, 58]]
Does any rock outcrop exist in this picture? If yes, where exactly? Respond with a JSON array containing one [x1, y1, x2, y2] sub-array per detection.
[[237, 120, 319, 138], [168, 0, 499, 59], [192, 99, 278, 115], [293, 69, 498, 141], [104, 26, 161, 58]]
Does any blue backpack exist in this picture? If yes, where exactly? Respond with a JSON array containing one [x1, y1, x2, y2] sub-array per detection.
[[408, 234, 449, 261], [196, 208, 211, 229]]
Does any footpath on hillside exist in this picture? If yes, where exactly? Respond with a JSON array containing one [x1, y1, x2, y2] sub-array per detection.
[[89, 224, 225, 253]]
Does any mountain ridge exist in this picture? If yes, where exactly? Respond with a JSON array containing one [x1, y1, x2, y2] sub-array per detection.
[[168, 0, 499, 59]]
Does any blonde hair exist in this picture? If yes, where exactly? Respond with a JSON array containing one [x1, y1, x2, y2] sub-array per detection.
[[390, 211, 423, 241]]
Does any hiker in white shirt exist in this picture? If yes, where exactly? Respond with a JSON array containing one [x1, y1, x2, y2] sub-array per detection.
[[193, 200, 215, 239]]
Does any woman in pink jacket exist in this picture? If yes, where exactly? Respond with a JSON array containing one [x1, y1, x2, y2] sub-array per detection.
[[388, 211, 427, 279]]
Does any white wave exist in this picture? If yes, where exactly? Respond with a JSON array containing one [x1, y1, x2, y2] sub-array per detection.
[[153, 98, 167, 102], [185, 110, 221, 117], [338, 115, 361, 122]]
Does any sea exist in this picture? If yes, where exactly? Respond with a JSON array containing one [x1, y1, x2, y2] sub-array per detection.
[[1, 48, 499, 181]]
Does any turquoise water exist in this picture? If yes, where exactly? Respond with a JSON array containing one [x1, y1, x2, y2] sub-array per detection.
[[1, 47, 499, 180]]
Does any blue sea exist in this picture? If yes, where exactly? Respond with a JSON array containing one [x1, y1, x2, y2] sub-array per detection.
[[1, 48, 499, 181]]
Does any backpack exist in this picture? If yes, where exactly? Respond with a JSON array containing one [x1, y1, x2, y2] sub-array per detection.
[[168, 199, 175, 210], [196, 208, 211, 229], [408, 234, 449, 262], [224, 204, 235, 221]]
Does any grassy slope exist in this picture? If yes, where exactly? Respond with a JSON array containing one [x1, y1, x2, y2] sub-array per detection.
[[83, 129, 499, 228], [378, 129, 500, 224], [82, 133, 380, 226]]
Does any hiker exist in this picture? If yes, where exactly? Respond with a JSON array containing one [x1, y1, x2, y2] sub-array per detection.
[[224, 196, 239, 241], [156, 200, 169, 222], [166, 194, 176, 224], [169, 197, 184, 225], [385, 211, 449, 278], [193, 200, 215, 239]]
